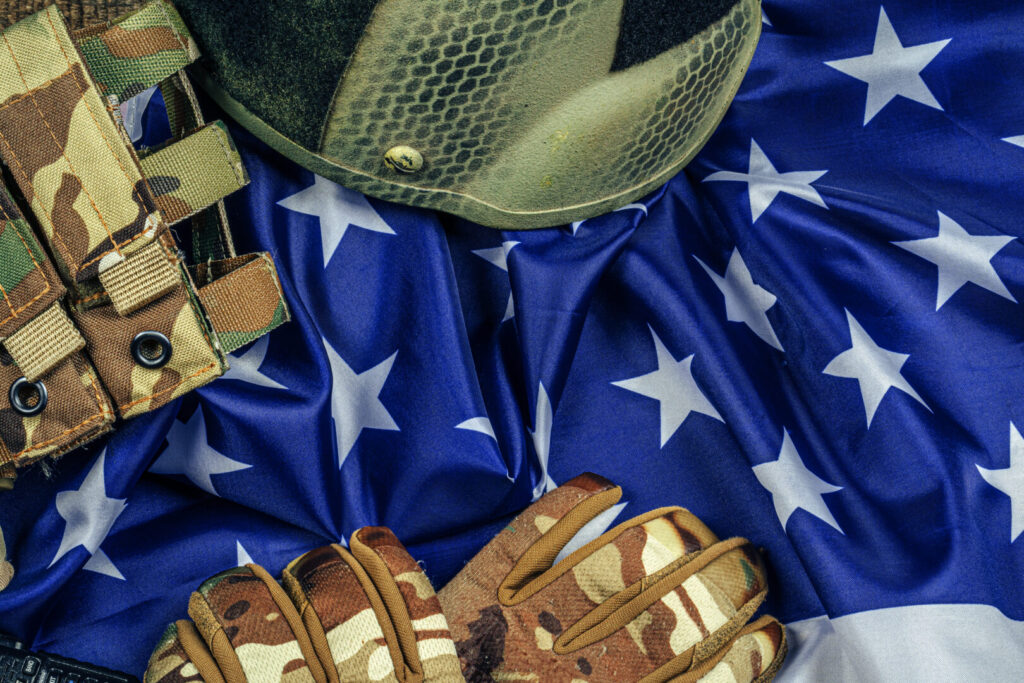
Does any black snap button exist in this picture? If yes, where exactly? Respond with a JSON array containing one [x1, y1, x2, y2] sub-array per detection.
[[9, 377, 47, 417], [131, 331, 172, 369]]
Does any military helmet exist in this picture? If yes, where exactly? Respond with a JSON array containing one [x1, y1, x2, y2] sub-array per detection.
[[169, 0, 762, 229], [4, 0, 762, 229]]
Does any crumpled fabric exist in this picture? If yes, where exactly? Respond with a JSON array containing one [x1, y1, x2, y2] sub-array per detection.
[[1, 1, 1023, 679]]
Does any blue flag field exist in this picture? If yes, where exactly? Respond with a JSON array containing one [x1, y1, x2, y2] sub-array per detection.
[[2, 1, 1024, 678]]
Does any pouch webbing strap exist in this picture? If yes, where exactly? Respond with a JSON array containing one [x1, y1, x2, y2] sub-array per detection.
[[138, 120, 249, 225], [74, 0, 198, 102], [1, 1, 146, 33], [98, 237, 179, 315], [160, 70, 237, 263], [192, 253, 289, 354], [160, 68, 201, 139], [0, 5, 164, 284], [3, 301, 85, 380]]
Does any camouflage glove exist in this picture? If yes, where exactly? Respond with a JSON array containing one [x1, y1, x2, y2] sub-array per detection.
[[438, 474, 787, 682], [145, 528, 465, 683]]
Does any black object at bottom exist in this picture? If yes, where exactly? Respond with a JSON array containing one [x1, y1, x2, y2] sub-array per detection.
[[0, 634, 137, 683]]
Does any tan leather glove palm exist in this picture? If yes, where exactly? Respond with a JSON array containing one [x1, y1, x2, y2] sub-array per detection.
[[145, 527, 465, 683], [438, 474, 787, 682]]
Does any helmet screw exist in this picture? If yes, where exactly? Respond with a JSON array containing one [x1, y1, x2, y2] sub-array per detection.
[[384, 145, 424, 174]]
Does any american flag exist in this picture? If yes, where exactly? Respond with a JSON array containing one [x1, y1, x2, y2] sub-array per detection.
[[2, 0, 1024, 678]]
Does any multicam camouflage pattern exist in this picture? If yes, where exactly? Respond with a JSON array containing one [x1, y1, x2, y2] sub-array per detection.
[[139, 120, 249, 226], [0, 187, 62, 340], [693, 617, 786, 683], [145, 623, 208, 683], [188, 565, 326, 682], [437, 474, 787, 682], [0, 346, 114, 467], [146, 529, 463, 683], [0, 179, 114, 469], [0, 2, 288, 475], [284, 544, 398, 682], [192, 254, 289, 354], [76, 0, 199, 102], [71, 233, 226, 420], [348, 528, 464, 682], [0, 5, 165, 284]]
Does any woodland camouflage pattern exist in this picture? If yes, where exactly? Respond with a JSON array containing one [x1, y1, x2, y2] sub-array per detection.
[[145, 528, 464, 682], [0, 185, 114, 469], [0, 2, 287, 474], [76, 0, 199, 102], [438, 473, 788, 682], [139, 119, 249, 226]]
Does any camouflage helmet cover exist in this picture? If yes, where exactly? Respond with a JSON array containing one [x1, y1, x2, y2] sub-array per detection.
[[173, 0, 762, 229]]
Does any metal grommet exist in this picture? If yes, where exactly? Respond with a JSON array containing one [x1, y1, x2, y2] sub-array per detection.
[[9, 377, 47, 417], [131, 331, 172, 369]]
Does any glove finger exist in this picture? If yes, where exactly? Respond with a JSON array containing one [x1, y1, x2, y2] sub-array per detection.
[[283, 543, 400, 682], [144, 620, 226, 683], [437, 473, 621, 609], [502, 506, 721, 606], [557, 538, 768, 670], [444, 505, 731, 681], [450, 525, 768, 681], [350, 527, 463, 682], [187, 564, 329, 683], [664, 615, 788, 683]]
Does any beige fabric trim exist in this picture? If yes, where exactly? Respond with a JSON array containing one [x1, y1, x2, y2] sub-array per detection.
[[350, 531, 423, 681], [3, 302, 85, 381], [175, 620, 227, 683], [246, 562, 329, 683], [555, 537, 752, 654], [0, 527, 12, 591], [98, 237, 180, 316]]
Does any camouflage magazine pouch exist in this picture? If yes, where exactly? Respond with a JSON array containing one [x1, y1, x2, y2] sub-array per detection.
[[0, 1, 288, 478], [0, 181, 114, 476]]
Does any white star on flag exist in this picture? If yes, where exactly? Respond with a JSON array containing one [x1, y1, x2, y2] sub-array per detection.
[[694, 249, 784, 350], [893, 212, 1016, 310], [823, 310, 930, 427], [50, 450, 127, 580], [473, 241, 520, 321], [323, 337, 400, 468], [278, 175, 395, 267], [612, 326, 723, 447], [1005, 136, 1024, 149], [977, 423, 1024, 543], [236, 540, 254, 566], [825, 6, 951, 125], [220, 335, 287, 391], [570, 203, 648, 235], [150, 405, 251, 496], [753, 430, 844, 533], [458, 417, 514, 481], [529, 382, 558, 500], [554, 500, 629, 564], [456, 417, 496, 441], [704, 139, 828, 222]]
